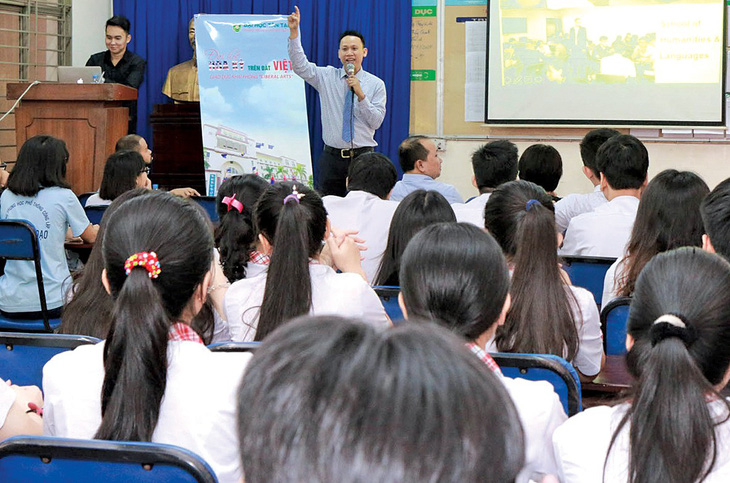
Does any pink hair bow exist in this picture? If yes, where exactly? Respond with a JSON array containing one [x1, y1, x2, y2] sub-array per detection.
[[222, 193, 244, 213]]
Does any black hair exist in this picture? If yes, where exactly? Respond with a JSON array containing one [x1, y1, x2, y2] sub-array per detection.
[[485, 180, 580, 361], [607, 248, 730, 483], [106, 15, 131, 35], [98, 150, 146, 201], [237, 315, 525, 483], [400, 223, 510, 340], [115, 134, 142, 153], [95, 191, 213, 442], [617, 170, 709, 297], [338, 30, 365, 47], [397, 135, 429, 172], [579, 128, 620, 178], [214, 175, 269, 283], [346, 152, 397, 199], [471, 140, 519, 193], [252, 182, 327, 341], [7, 135, 70, 196], [374, 190, 456, 286], [518, 144, 563, 193], [594, 134, 649, 190], [701, 177, 730, 261]]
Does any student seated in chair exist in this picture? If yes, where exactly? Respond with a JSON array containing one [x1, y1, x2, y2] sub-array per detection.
[[559, 134, 649, 258]]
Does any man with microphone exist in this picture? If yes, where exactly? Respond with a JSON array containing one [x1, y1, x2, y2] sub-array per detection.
[[288, 6, 387, 196]]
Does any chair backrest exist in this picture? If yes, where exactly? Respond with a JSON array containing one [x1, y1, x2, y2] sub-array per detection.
[[372, 286, 404, 324], [491, 352, 582, 416], [77, 192, 96, 207], [207, 341, 259, 352], [84, 205, 107, 225], [561, 256, 617, 307], [0, 220, 55, 332], [0, 436, 217, 483], [190, 196, 219, 223], [0, 332, 100, 387], [600, 296, 632, 356]]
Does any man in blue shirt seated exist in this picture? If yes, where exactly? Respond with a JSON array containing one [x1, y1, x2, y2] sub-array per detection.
[[390, 136, 463, 204]]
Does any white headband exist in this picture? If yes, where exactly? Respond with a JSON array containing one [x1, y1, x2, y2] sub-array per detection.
[[652, 314, 686, 328]]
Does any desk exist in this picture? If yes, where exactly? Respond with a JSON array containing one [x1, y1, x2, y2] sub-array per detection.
[[582, 355, 633, 408], [65, 242, 94, 266]]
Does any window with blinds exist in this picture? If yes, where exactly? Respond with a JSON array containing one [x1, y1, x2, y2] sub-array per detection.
[[0, 0, 71, 165]]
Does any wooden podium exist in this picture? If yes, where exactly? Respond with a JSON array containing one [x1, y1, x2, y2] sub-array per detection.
[[7, 83, 137, 194]]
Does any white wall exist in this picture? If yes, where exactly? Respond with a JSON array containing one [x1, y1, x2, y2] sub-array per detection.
[[71, 0, 112, 65], [439, 138, 730, 200]]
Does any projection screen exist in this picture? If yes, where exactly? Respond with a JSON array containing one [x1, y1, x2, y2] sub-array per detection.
[[486, 0, 727, 125]]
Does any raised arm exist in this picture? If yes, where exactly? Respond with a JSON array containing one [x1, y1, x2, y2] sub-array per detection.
[[287, 6, 320, 87]]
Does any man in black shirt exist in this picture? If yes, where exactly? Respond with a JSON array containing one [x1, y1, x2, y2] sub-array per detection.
[[86, 15, 146, 133]]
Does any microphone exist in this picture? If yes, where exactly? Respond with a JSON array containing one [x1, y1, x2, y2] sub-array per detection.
[[346, 63, 355, 92]]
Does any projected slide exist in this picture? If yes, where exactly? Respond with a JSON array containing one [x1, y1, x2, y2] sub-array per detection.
[[486, 0, 726, 125]]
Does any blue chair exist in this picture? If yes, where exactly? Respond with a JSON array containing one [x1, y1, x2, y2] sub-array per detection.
[[77, 192, 96, 207], [190, 196, 219, 223], [600, 296, 631, 356], [0, 332, 100, 387], [372, 285, 404, 323], [561, 256, 617, 307], [0, 436, 217, 482], [0, 220, 60, 332], [491, 352, 582, 416], [207, 341, 259, 352], [84, 205, 107, 225]]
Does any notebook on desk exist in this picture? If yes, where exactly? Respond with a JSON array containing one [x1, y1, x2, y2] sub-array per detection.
[[57, 66, 102, 84]]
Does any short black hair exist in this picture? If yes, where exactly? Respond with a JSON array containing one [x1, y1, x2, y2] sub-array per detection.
[[6, 135, 70, 196], [398, 135, 429, 172], [701, 178, 730, 261], [594, 134, 649, 190], [339, 30, 365, 47], [115, 134, 142, 153], [518, 144, 563, 193], [347, 152, 398, 199], [471, 140, 518, 192], [99, 150, 146, 201], [106, 15, 131, 35], [579, 128, 620, 178]]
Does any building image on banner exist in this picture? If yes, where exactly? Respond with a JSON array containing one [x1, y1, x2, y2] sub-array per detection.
[[196, 14, 313, 195]]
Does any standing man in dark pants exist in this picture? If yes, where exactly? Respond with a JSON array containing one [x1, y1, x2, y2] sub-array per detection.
[[86, 15, 146, 134], [288, 6, 387, 196]]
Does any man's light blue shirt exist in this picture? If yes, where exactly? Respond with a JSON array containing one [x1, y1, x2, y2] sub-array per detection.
[[390, 174, 464, 204]]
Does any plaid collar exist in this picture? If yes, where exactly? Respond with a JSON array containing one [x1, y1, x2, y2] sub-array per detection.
[[466, 342, 503, 376], [249, 250, 270, 265], [168, 322, 203, 344]]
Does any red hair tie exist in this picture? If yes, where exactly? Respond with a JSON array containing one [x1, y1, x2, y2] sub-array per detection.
[[222, 193, 244, 213], [124, 251, 161, 279]]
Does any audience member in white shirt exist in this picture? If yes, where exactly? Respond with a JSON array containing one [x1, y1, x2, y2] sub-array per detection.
[[554, 128, 619, 233], [701, 177, 730, 262], [554, 248, 730, 483], [43, 191, 250, 483], [237, 315, 526, 483], [602, 170, 708, 307], [560, 134, 649, 258], [85, 150, 151, 207], [398, 222, 567, 483], [518, 143, 563, 202], [323, 152, 399, 283], [373, 190, 456, 286], [485, 181, 604, 381], [224, 182, 389, 342], [452, 139, 518, 227]]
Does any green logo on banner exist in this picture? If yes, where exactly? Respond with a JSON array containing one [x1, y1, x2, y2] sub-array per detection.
[[411, 69, 436, 81], [412, 7, 436, 16], [233, 24, 242, 32]]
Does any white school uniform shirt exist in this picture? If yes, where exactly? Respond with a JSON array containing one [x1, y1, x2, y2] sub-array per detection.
[[554, 185, 608, 233], [559, 195, 639, 258], [322, 191, 399, 283], [224, 264, 390, 342], [486, 285, 604, 377], [601, 255, 626, 308], [84, 192, 112, 207], [0, 380, 15, 429], [553, 400, 730, 482], [451, 193, 491, 228], [42, 341, 251, 483], [501, 375, 567, 483]]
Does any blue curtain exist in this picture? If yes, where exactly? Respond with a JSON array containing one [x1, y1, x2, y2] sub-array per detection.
[[112, 0, 410, 176]]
